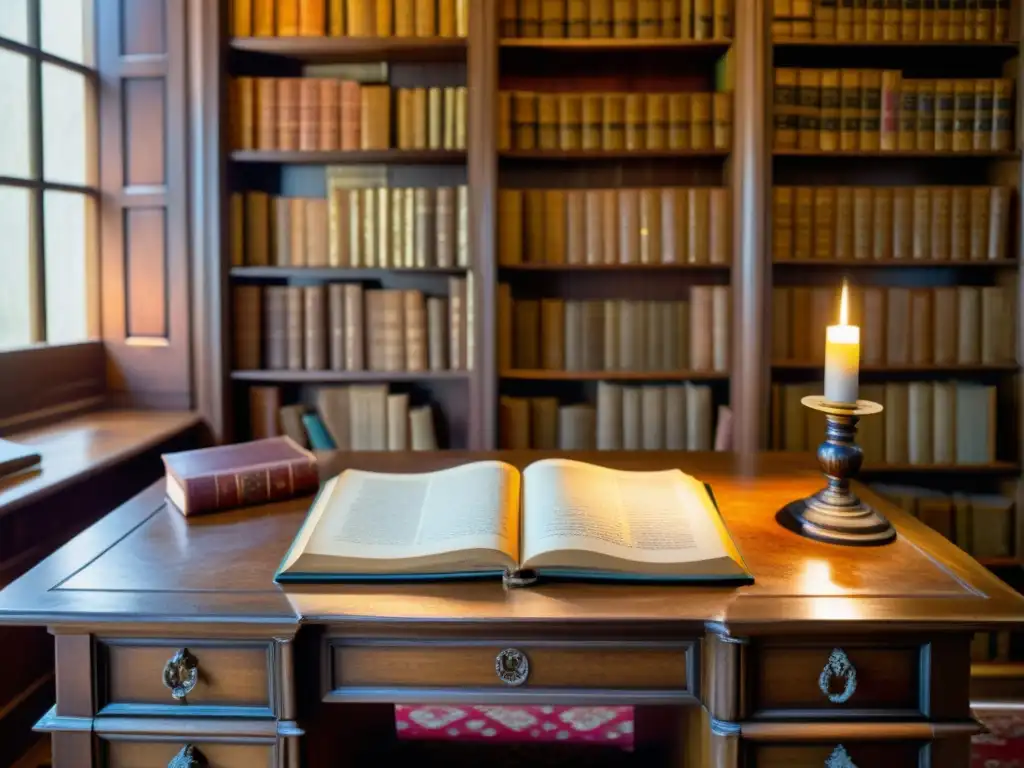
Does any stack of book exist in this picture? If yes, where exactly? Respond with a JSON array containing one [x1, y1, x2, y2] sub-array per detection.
[[500, 90, 732, 152], [231, 0, 470, 38], [772, 0, 1012, 41], [233, 185, 470, 269], [499, 187, 730, 266], [772, 185, 1012, 263], [250, 384, 440, 451], [233, 278, 471, 372], [772, 380, 997, 466], [499, 383, 720, 451], [774, 69, 1014, 152], [871, 482, 1014, 560], [773, 285, 1014, 366], [500, 290, 730, 374], [232, 78, 467, 152], [499, 0, 733, 39]]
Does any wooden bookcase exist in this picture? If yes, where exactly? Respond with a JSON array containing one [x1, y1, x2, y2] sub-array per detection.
[[205, 1, 1023, 598]]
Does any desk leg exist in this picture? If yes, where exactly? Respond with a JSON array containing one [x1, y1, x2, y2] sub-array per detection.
[[52, 732, 93, 768], [673, 706, 739, 768]]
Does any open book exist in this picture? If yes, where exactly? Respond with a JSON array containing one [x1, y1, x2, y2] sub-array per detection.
[[275, 459, 751, 585]]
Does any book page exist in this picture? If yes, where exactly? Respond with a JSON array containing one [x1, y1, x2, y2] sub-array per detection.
[[520, 459, 729, 570], [299, 461, 520, 567]]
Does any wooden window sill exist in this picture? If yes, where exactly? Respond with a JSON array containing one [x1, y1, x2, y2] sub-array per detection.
[[0, 410, 201, 516]]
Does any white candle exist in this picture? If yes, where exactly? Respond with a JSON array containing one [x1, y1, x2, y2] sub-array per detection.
[[824, 282, 860, 405]]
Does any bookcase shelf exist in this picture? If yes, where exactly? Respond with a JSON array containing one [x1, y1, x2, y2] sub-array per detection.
[[774, 149, 1020, 158], [774, 259, 1019, 268], [860, 462, 1020, 474], [772, 361, 1019, 373], [499, 149, 729, 161], [229, 36, 467, 63], [499, 38, 732, 52], [231, 266, 468, 280], [773, 38, 1019, 49], [501, 370, 729, 382], [498, 263, 730, 272], [231, 370, 471, 383], [230, 150, 466, 165]]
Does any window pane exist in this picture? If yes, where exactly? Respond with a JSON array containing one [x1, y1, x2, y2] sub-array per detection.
[[41, 0, 90, 65], [43, 191, 91, 344], [0, 50, 32, 179], [0, 0, 29, 45], [43, 64, 89, 185], [0, 187, 35, 350]]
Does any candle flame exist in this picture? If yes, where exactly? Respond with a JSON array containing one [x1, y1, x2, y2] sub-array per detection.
[[839, 281, 849, 326]]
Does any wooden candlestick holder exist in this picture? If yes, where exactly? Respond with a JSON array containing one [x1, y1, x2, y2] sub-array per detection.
[[781, 396, 896, 547]]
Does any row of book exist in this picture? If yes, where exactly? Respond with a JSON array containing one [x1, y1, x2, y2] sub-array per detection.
[[772, 186, 1011, 263], [773, 285, 1014, 366], [871, 483, 1014, 560], [501, 90, 732, 152], [232, 186, 470, 269], [499, 187, 730, 267], [233, 280, 472, 372], [231, 0, 469, 38], [500, 289, 730, 373], [250, 384, 441, 451], [233, 79, 467, 152], [772, 381, 997, 465], [498, 0, 732, 40], [499, 384, 724, 451], [774, 70, 1014, 153], [772, 0, 1012, 42]]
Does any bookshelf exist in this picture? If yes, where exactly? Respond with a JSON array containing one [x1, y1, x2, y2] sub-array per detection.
[[202, 0, 1024, 670]]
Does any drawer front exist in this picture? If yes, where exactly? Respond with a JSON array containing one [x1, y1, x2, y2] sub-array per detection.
[[752, 642, 922, 717], [98, 640, 274, 716], [103, 740, 274, 768], [330, 641, 693, 698], [754, 742, 923, 768]]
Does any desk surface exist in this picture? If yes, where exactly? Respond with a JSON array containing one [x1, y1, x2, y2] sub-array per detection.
[[0, 451, 1021, 636]]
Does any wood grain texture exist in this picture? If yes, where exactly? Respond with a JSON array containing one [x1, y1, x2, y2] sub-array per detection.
[[0, 452, 1020, 634], [99, 640, 271, 713], [0, 410, 201, 515], [331, 643, 691, 691], [98, 0, 192, 409]]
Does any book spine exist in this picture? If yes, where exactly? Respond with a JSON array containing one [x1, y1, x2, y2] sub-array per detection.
[[178, 458, 319, 516]]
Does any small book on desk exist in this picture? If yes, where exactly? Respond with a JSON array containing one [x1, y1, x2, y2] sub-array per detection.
[[276, 458, 751, 585]]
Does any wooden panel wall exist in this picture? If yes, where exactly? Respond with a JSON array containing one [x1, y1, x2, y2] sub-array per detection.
[[98, 0, 192, 410]]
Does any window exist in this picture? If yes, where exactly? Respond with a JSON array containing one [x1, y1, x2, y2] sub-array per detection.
[[0, 0, 97, 351]]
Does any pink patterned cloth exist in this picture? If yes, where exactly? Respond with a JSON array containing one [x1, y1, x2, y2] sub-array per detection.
[[394, 705, 635, 748], [971, 709, 1024, 767]]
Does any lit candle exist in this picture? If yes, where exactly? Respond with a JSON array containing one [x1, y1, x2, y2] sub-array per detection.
[[824, 282, 860, 406]]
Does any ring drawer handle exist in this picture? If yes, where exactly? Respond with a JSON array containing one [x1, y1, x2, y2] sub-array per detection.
[[169, 745, 206, 768], [826, 744, 857, 768], [495, 648, 530, 686], [162, 648, 199, 701], [818, 648, 857, 704]]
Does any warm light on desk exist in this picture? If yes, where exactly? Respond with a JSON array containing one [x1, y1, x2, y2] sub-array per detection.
[[824, 282, 860, 405]]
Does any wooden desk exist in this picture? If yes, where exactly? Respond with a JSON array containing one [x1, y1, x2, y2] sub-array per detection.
[[0, 452, 1021, 767]]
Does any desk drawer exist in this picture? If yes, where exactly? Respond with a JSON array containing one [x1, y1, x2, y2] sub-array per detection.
[[753, 742, 923, 767], [328, 640, 694, 699], [97, 639, 274, 716], [102, 740, 274, 768], [750, 640, 923, 718]]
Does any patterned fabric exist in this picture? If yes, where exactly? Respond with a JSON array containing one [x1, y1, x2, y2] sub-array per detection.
[[394, 705, 635, 749], [972, 709, 1024, 768]]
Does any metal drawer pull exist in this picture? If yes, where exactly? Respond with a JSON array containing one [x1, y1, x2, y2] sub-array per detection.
[[169, 745, 206, 768], [495, 648, 530, 686], [818, 648, 857, 704], [162, 648, 199, 701], [826, 744, 857, 768]]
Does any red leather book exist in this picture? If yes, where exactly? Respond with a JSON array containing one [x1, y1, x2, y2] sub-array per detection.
[[162, 437, 318, 516]]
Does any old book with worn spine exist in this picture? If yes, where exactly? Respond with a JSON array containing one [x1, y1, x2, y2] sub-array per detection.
[[163, 437, 318, 518]]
